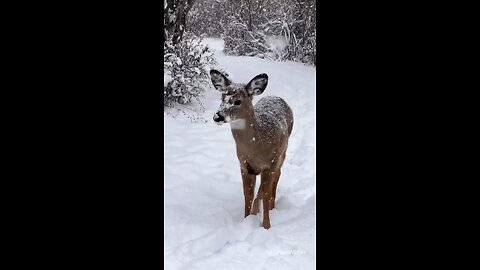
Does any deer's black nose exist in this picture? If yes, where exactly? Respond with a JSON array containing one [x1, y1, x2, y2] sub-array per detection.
[[213, 113, 224, 122]]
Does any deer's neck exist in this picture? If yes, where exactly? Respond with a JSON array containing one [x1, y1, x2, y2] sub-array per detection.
[[230, 108, 258, 146]]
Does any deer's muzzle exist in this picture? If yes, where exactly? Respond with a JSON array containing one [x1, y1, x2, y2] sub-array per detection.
[[213, 112, 225, 124]]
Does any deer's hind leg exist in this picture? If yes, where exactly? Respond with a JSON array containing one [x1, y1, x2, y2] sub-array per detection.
[[251, 172, 274, 215], [269, 170, 281, 210], [269, 150, 286, 210], [251, 183, 262, 215], [260, 169, 278, 229]]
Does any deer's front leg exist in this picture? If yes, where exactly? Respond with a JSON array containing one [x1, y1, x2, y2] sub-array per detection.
[[241, 169, 256, 218]]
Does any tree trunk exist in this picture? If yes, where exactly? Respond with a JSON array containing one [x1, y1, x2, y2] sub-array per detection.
[[246, 0, 253, 31], [164, 0, 197, 44]]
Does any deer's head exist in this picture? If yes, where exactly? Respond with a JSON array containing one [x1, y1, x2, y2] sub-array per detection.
[[210, 69, 268, 125]]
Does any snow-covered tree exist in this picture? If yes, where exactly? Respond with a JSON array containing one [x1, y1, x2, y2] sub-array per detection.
[[187, 0, 225, 38], [187, 0, 316, 65], [164, 33, 216, 107], [164, 0, 218, 109], [164, 0, 197, 44]]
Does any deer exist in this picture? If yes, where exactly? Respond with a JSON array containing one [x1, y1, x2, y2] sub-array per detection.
[[210, 69, 294, 229]]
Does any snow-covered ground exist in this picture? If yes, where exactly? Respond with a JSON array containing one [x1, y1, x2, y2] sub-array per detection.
[[164, 38, 316, 270]]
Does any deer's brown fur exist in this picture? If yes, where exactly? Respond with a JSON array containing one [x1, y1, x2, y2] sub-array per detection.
[[211, 70, 293, 229]]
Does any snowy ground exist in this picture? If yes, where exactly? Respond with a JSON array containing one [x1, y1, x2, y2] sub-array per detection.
[[164, 38, 316, 270]]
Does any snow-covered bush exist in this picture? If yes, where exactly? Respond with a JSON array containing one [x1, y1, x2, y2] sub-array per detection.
[[164, 33, 217, 107], [224, 20, 267, 58], [224, 19, 293, 62]]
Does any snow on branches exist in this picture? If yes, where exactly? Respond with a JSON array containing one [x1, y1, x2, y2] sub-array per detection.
[[164, 33, 216, 107]]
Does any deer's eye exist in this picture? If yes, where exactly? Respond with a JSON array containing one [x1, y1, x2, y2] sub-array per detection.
[[234, 100, 241, 106]]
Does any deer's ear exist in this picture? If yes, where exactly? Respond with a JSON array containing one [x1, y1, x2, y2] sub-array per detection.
[[210, 70, 231, 92], [246, 73, 268, 96]]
